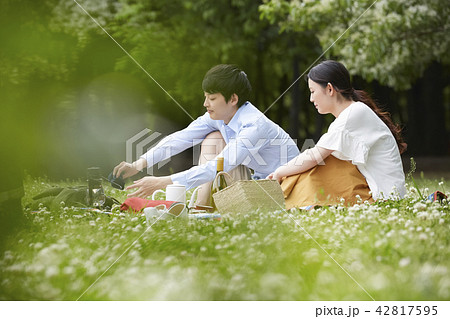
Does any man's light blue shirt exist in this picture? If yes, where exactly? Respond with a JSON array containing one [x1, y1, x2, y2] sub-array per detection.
[[140, 102, 299, 189]]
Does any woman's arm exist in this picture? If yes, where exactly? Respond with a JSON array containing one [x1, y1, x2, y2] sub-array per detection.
[[268, 146, 333, 182]]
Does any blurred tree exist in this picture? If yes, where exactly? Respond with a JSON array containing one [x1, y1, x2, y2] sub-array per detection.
[[260, 0, 450, 155], [2, 0, 322, 178], [0, 0, 68, 245], [260, 0, 449, 89], [107, 0, 320, 125]]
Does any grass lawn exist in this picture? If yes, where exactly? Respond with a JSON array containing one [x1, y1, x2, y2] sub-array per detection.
[[0, 175, 448, 300]]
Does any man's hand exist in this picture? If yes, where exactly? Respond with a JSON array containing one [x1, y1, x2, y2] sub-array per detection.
[[113, 158, 147, 179], [126, 176, 172, 198]]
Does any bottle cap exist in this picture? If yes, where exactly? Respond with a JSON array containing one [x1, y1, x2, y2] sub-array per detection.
[[217, 157, 224, 171]]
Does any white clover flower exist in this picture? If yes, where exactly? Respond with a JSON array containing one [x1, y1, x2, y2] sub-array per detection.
[[387, 215, 398, 222], [417, 211, 429, 220], [399, 257, 411, 267], [344, 216, 355, 223], [374, 240, 384, 248], [162, 256, 176, 265], [369, 272, 388, 290], [413, 202, 427, 211], [89, 221, 96, 226], [214, 226, 225, 234], [419, 233, 428, 240], [431, 210, 440, 219], [45, 266, 59, 278], [63, 266, 75, 275]]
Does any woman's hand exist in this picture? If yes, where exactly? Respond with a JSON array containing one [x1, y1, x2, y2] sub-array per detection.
[[113, 158, 147, 179], [267, 171, 282, 184], [270, 147, 333, 182], [126, 176, 172, 198]]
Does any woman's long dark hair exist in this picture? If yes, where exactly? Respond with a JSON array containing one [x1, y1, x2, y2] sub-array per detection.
[[307, 60, 407, 154]]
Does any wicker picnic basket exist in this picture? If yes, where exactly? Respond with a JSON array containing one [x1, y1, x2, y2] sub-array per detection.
[[212, 172, 285, 215]]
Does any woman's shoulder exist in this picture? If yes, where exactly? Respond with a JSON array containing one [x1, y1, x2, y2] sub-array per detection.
[[347, 101, 373, 117], [345, 102, 382, 126], [328, 102, 380, 133]]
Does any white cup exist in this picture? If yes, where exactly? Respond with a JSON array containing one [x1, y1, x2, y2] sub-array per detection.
[[152, 181, 186, 203]]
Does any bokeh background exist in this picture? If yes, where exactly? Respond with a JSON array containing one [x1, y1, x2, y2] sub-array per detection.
[[1, 0, 449, 182]]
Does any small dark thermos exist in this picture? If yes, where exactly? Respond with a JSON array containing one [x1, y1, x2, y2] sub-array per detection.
[[87, 167, 105, 207]]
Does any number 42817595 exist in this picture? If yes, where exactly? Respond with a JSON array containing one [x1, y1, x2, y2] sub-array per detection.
[[376, 305, 437, 316]]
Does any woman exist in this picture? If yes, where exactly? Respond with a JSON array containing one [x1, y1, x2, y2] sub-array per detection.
[[269, 60, 406, 208]]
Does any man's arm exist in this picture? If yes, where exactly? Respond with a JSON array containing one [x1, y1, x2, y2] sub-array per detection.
[[117, 114, 216, 198], [113, 113, 214, 178], [140, 115, 216, 170]]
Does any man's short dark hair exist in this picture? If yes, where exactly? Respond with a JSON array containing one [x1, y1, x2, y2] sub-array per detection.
[[202, 64, 252, 107]]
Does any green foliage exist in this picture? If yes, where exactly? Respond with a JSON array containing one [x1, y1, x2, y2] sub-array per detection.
[[260, 0, 450, 89], [107, 0, 305, 119], [0, 176, 448, 300], [2, 0, 448, 180]]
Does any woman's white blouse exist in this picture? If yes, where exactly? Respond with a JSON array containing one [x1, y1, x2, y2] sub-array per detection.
[[317, 101, 406, 200]]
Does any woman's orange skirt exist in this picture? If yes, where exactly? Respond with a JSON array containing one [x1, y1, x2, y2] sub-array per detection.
[[281, 156, 373, 209]]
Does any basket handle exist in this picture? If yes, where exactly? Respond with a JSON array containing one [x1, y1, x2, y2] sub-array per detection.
[[212, 171, 234, 192]]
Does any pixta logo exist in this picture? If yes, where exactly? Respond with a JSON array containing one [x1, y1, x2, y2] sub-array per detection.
[[126, 128, 169, 174]]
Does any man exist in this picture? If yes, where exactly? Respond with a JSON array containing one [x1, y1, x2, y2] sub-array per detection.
[[114, 64, 299, 205]]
